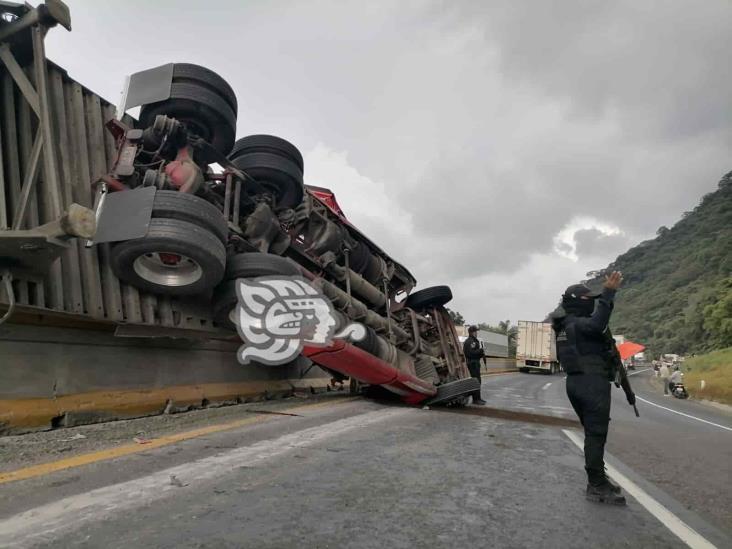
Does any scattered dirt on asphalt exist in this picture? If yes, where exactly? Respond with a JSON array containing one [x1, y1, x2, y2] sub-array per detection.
[[442, 406, 581, 428]]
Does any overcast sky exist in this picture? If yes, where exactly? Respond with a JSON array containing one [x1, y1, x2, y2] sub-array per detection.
[[46, 0, 731, 325]]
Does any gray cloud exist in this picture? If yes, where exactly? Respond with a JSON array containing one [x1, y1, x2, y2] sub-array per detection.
[[574, 228, 632, 259], [45, 0, 731, 323]]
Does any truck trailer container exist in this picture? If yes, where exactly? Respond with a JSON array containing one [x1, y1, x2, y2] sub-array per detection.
[[455, 326, 509, 358], [515, 320, 560, 374]]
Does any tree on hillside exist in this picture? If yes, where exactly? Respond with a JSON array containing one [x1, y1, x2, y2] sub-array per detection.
[[446, 308, 465, 326], [587, 170, 732, 357], [703, 278, 732, 348]]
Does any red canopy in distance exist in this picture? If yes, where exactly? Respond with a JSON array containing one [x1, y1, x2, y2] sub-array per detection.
[[616, 341, 646, 361]]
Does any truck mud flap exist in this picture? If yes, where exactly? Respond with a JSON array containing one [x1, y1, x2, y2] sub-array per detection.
[[91, 187, 156, 244]]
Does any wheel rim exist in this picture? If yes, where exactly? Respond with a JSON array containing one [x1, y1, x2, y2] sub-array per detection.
[[133, 252, 203, 287]]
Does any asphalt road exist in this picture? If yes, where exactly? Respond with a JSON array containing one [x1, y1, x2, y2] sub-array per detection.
[[0, 372, 729, 548], [480, 368, 732, 540]]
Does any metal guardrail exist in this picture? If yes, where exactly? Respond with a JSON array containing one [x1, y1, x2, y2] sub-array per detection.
[[0, 1, 216, 333]]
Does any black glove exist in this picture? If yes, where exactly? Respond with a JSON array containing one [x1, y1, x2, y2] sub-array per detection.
[[626, 391, 636, 406]]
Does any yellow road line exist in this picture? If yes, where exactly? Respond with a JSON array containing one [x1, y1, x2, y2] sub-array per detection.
[[0, 397, 358, 485]]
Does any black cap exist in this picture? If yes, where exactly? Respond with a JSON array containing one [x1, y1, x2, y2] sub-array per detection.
[[468, 325, 478, 333], [563, 284, 601, 299]]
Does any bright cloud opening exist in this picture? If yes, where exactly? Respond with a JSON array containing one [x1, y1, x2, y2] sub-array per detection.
[[553, 217, 624, 261]]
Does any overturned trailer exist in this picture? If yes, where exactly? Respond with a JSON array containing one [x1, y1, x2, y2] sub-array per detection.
[[0, 1, 477, 433]]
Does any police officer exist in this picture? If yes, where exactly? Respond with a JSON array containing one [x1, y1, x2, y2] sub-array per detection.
[[549, 271, 625, 505], [463, 325, 487, 405]]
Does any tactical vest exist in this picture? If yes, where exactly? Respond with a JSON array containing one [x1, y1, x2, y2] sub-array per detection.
[[554, 316, 613, 377]]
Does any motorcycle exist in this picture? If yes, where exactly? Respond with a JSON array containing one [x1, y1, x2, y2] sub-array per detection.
[[670, 377, 689, 399]]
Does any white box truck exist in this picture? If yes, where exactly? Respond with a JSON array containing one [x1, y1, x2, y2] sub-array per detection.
[[516, 321, 560, 374]]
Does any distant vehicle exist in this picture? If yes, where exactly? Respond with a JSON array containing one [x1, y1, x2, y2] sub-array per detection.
[[456, 327, 509, 358], [516, 321, 560, 374]]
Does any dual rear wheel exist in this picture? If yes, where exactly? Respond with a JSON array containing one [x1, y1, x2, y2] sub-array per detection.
[[138, 63, 238, 157], [110, 189, 302, 306], [113, 60, 306, 298]]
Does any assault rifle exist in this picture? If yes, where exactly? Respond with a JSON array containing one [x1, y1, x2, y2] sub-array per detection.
[[610, 344, 639, 417]]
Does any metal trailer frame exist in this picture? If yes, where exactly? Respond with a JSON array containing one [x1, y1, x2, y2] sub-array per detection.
[[0, 1, 222, 335]]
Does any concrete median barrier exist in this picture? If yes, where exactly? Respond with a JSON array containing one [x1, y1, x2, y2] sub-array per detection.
[[0, 324, 331, 434]]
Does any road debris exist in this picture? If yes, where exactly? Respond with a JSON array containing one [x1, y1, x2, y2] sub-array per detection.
[[169, 475, 188, 488], [60, 433, 86, 442], [246, 410, 303, 417]]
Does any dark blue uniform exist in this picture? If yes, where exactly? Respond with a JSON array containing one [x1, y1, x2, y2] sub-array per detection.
[[550, 288, 616, 486], [463, 334, 484, 402]]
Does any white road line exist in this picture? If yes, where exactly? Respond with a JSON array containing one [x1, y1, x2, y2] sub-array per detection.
[[635, 396, 732, 432], [0, 408, 411, 547], [563, 429, 717, 549], [541, 382, 552, 390], [627, 367, 651, 376]]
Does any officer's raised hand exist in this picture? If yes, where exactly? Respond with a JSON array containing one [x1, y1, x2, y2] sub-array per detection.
[[603, 271, 623, 290]]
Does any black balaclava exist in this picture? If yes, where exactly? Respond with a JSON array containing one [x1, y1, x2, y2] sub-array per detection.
[[562, 295, 596, 317], [561, 283, 600, 317]]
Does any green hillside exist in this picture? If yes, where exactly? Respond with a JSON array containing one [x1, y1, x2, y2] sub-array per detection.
[[587, 172, 732, 358]]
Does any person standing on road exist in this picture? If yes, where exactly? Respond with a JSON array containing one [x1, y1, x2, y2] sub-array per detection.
[[659, 362, 671, 395], [463, 325, 487, 406], [549, 271, 627, 505]]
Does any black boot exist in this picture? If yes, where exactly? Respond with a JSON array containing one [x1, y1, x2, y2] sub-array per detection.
[[586, 465, 620, 495], [604, 478, 621, 494], [603, 469, 622, 494], [472, 398, 487, 405], [586, 481, 626, 505]]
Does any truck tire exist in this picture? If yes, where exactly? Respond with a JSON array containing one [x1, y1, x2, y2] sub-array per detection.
[[229, 136, 304, 210], [152, 191, 228, 244], [425, 378, 481, 406], [213, 253, 302, 330], [406, 285, 453, 310], [224, 252, 301, 279], [349, 378, 363, 395], [170, 63, 237, 114], [111, 218, 225, 295], [230, 134, 304, 173], [139, 64, 237, 156]]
